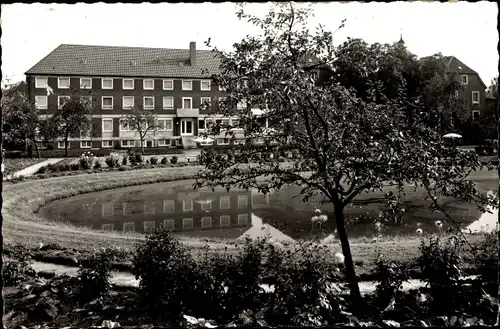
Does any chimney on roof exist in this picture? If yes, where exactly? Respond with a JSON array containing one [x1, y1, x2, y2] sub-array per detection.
[[189, 41, 196, 67]]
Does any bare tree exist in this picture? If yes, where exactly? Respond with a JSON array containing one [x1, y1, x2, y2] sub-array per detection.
[[49, 89, 95, 157], [121, 106, 160, 154]]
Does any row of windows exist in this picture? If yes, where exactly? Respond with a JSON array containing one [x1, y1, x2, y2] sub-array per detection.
[[102, 214, 250, 232], [34, 76, 223, 91], [49, 134, 263, 150], [34, 95, 232, 110], [54, 139, 178, 149]]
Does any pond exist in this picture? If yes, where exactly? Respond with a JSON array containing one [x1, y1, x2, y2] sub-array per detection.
[[38, 179, 493, 241]]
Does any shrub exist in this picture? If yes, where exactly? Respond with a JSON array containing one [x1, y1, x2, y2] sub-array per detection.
[[371, 255, 410, 312], [122, 156, 128, 166], [71, 163, 81, 171], [170, 156, 178, 164], [133, 230, 199, 323], [471, 231, 499, 295], [132, 232, 349, 326], [37, 166, 47, 174], [150, 156, 159, 165], [57, 164, 71, 172], [105, 155, 119, 168], [135, 153, 143, 164], [79, 152, 96, 170], [77, 249, 113, 301], [417, 234, 468, 314], [94, 160, 102, 169], [118, 166, 127, 171], [47, 163, 59, 172], [3, 248, 36, 287], [258, 240, 345, 326], [160, 156, 168, 165]]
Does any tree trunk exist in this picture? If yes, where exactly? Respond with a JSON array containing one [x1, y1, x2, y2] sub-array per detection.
[[64, 131, 69, 157], [333, 203, 363, 308], [32, 139, 41, 158]]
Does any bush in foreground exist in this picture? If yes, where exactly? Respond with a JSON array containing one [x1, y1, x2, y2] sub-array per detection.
[[133, 230, 199, 323], [416, 234, 469, 314], [132, 231, 349, 326], [471, 230, 499, 295], [3, 252, 36, 287], [77, 249, 114, 301]]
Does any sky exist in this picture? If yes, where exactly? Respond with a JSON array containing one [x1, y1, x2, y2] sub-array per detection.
[[1, 1, 498, 87]]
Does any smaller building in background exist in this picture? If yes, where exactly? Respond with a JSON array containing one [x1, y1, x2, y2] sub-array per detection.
[[442, 55, 487, 122]]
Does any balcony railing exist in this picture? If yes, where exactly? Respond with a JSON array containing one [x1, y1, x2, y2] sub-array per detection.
[[176, 108, 199, 117]]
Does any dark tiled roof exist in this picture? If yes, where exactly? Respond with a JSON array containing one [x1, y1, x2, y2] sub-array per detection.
[[25, 44, 222, 78], [421, 55, 486, 89], [443, 56, 477, 75]]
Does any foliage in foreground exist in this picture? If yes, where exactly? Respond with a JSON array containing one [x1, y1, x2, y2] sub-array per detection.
[[133, 230, 350, 326], [3, 231, 498, 327]]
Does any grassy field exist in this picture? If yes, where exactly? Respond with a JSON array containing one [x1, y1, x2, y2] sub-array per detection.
[[2, 164, 497, 273], [3, 158, 47, 175]]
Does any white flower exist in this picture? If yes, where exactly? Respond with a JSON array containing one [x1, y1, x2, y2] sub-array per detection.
[[435, 220, 443, 228], [334, 252, 345, 264], [314, 208, 321, 214], [318, 214, 328, 223], [311, 216, 319, 223], [416, 228, 423, 235], [372, 237, 378, 243]]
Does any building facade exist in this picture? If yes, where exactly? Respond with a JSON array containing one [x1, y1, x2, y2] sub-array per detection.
[[25, 42, 256, 151], [443, 56, 488, 123]]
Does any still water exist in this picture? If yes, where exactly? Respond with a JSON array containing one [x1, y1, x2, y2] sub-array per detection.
[[38, 180, 485, 241]]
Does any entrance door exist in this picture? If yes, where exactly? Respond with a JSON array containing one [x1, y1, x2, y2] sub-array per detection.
[[180, 119, 193, 136]]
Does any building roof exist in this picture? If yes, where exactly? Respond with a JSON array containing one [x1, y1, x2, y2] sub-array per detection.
[[420, 55, 487, 89], [443, 56, 487, 88], [25, 44, 222, 78]]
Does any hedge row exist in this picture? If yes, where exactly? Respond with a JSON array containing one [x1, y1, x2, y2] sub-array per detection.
[[5, 147, 184, 159]]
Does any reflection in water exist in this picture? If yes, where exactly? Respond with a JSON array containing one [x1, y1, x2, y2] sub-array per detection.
[[39, 180, 486, 240], [462, 191, 499, 234]]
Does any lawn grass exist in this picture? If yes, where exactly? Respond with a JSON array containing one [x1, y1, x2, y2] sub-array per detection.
[[3, 158, 47, 175], [3, 164, 496, 275]]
